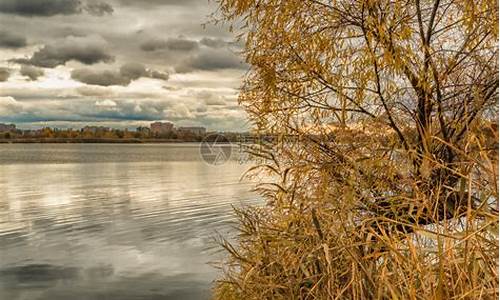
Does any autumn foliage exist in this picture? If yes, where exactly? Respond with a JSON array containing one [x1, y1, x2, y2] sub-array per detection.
[[213, 0, 498, 299]]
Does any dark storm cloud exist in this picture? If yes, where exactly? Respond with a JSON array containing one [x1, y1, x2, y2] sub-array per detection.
[[20, 65, 45, 81], [140, 39, 167, 52], [164, 38, 199, 51], [13, 36, 114, 68], [0, 68, 10, 82], [71, 63, 169, 86], [54, 27, 88, 38], [0, 0, 114, 17], [141, 36, 232, 53], [0, 0, 82, 16], [84, 1, 113, 16], [140, 37, 198, 52], [117, 0, 198, 7], [151, 70, 169, 80], [175, 49, 246, 73], [71, 69, 130, 86], [199, 37, 228, 49], [121, 62, 169, 81], [0, 31, 27, 48], [120, 62, 149, 80]]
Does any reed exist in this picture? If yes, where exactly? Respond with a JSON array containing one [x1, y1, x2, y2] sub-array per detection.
[[212, 0, 499, 298], [214, 126, 498, 299]]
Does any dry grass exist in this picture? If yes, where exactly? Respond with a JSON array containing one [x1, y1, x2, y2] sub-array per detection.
[[211, 0, 498, 298], [213, 127, 498, 300]]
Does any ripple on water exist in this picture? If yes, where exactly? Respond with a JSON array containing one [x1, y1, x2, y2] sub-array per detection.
[[0, 144, 261, 299]]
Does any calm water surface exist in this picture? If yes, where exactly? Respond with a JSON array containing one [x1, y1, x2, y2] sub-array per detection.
[[0, 144, 259, 300]]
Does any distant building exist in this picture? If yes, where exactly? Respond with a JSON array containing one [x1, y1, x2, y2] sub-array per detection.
[[178, 126, 207, 136], [0, 123, 16, 132], [150, 122, 174, 135]]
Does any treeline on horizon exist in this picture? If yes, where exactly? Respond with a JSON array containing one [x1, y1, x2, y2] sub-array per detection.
[[0, 127, 247, 143]]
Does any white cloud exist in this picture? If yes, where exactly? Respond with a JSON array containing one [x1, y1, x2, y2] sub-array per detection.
[[95, 99, 117, 107], [0, 96, 24, 116]]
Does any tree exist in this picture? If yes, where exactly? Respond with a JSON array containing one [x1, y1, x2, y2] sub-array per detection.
[[41, 127, 54, 138], [214, 0, 498, 299]]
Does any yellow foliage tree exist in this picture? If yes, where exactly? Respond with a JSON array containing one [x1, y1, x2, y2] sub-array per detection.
[[214, 0, 498, 299]]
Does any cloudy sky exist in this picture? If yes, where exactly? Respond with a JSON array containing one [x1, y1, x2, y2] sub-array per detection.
[[0, 0, 249, 131]]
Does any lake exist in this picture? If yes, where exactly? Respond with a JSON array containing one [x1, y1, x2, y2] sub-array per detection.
[[0, 144, 259, 300]]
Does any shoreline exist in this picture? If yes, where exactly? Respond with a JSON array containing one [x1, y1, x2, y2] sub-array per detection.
[[0, 138, 201, 144]]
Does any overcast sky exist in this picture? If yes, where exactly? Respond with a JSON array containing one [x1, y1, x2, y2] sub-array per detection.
[[0, 0, 249, 131]]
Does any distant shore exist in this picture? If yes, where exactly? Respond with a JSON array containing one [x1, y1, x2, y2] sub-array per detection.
[[0, 138, 199, 144]]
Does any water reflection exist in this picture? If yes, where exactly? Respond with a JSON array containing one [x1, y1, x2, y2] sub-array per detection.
[[0, 144, 259, 299]]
